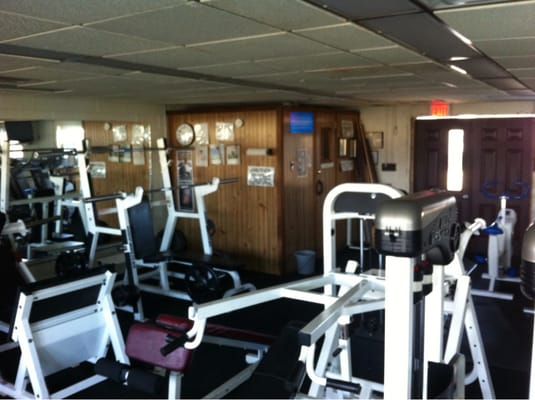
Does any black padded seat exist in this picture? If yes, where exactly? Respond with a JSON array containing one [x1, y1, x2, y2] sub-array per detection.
[[127, 198, 242, 270]]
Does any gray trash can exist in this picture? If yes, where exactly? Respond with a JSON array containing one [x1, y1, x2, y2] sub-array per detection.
[[295, 250, 316, 275]]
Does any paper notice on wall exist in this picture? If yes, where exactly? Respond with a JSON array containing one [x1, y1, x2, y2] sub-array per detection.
[[247, 166, 275, 187]]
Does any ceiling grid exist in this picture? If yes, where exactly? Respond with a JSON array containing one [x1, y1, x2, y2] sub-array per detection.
[[0, 0, 532, 107]]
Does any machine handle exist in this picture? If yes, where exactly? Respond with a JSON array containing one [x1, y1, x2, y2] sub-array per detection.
[[160, 333, 189, 356], [83, 192, 126, 203]]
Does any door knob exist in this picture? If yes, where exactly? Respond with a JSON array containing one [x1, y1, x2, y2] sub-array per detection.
[[316, 180, 324, 195]]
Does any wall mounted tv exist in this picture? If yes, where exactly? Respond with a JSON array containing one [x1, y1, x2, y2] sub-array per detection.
[[5, 121, 34, 143]]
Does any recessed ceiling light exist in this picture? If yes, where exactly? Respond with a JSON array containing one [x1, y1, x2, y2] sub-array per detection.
[[449, 56, 469, 62], [449, 28, 473, 46], [450, 64, 467, 75]]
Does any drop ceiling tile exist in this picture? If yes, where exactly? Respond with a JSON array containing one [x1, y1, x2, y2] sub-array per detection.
[[255, 52, 377, 72], [507, 88, 535, 97], [5, 26, 172, 57], [509, 68, 535, 78], [394, 62, 448, 75], [187, 61, 281, 77], [111, 47, 238, 69], [475, 38, 535, 58], [0, 54, 58, 72], [361, 12, 481, 62], [117, 71, 196, 84], [0, 66, 100, 82], [87, 2, 278, 46], [0, 0, 185, 24], [496, 56, 535, 70], [201, 0, 343, 30], [481, 77, 526, 90], [520, 77, 535, 90], [354, 46, 429, 65], [304, 0, 421, 20], [52, 61, 131, 76], [452, 57, 510, 78], [191, 33, 335, 61], [0, 12, 67, 41], [31, 76, 165, 95], [437, 2, 535, 40], [296, 24, 395, 51], [322, 65, 413, 80]]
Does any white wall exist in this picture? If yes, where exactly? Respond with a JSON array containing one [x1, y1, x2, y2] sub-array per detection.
[[360, 101, 535, 193]]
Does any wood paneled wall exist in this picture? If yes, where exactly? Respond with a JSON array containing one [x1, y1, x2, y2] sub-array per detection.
[[83, 121, 150, 228], [168, 106, 362, 275], [167, 108, 282, 274]]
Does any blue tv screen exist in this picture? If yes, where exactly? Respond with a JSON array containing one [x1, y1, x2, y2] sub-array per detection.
[[289, 111, 314, 134]]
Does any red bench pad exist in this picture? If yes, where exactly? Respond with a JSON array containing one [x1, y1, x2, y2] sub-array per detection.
[[126, 321, 193, 372], [157, 314, 274, 345]]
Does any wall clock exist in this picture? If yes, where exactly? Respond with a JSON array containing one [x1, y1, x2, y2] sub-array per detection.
[[176, 123, 195, 147]]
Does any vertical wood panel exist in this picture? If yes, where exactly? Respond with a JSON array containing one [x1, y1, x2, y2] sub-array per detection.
[[167, 108, 282, 274], [83, 121, 150, 229]]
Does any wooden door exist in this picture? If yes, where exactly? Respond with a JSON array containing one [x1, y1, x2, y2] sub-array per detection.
[[314, 113, 337, 256], [414, 117, 534, 262], [468, 118, 534, 258]]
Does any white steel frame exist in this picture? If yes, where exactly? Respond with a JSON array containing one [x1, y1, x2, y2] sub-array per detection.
[[180, 183, 495, 399], [0, 140, 86, 260], [0, 270, 128, 399]]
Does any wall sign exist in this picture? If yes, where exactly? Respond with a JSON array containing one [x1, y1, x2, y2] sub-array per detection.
[[247, 166, 275, 187]]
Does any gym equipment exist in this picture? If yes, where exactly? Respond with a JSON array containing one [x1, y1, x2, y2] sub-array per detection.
[[177, 184, 493, 399], [54, 249, 88, 276], [375, 194, 492, 399], [0, 267, 128, 399], [95, 313, 274, 399], [472, 180, 529, 300], [521, 222, 535, 301], [112, 186, 254, 305], [84, 189, 144, 319], [77, 143, 122, 268], [520, 224, 535, 399], [156, 137, 236, 256], [0, 140, 86, 259]]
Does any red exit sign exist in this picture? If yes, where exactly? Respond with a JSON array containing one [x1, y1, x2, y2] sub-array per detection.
[[431, 100, 449, 116]]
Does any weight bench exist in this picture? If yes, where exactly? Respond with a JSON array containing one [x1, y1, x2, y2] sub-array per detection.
[[0, 267, 128, 399], [125, 196, 255, 303], [96, 313, 274, 399]]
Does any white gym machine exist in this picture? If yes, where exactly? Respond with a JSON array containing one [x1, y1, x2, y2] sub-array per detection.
[[0, 140, 86, 260], [520, 222, 535, 400], [472, 180, 529, 300], [122, 138, 254, 300], [0, 268, 128, 399], [176, 184, 494, 399]]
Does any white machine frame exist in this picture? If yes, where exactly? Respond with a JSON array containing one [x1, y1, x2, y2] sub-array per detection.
[[472, 181, 529, 300], [0, 140, 86, 260], [0, 269, 128, 399], [178, 183, 494, 399], [121, 138, 253, 299]]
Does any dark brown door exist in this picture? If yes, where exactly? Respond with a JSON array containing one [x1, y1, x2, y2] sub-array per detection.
[[414, 117, 534, 262], [314, 114, 337, 257]]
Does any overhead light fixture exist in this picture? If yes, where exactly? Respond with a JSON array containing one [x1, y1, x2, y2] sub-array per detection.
[[449, 28, 473, 46], [450, 64, 467, 75], [449, 56, 469, 62]]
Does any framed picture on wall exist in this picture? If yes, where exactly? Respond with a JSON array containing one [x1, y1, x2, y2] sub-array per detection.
[[366, 131, 384, 149], [340, 120, 354, 138]]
